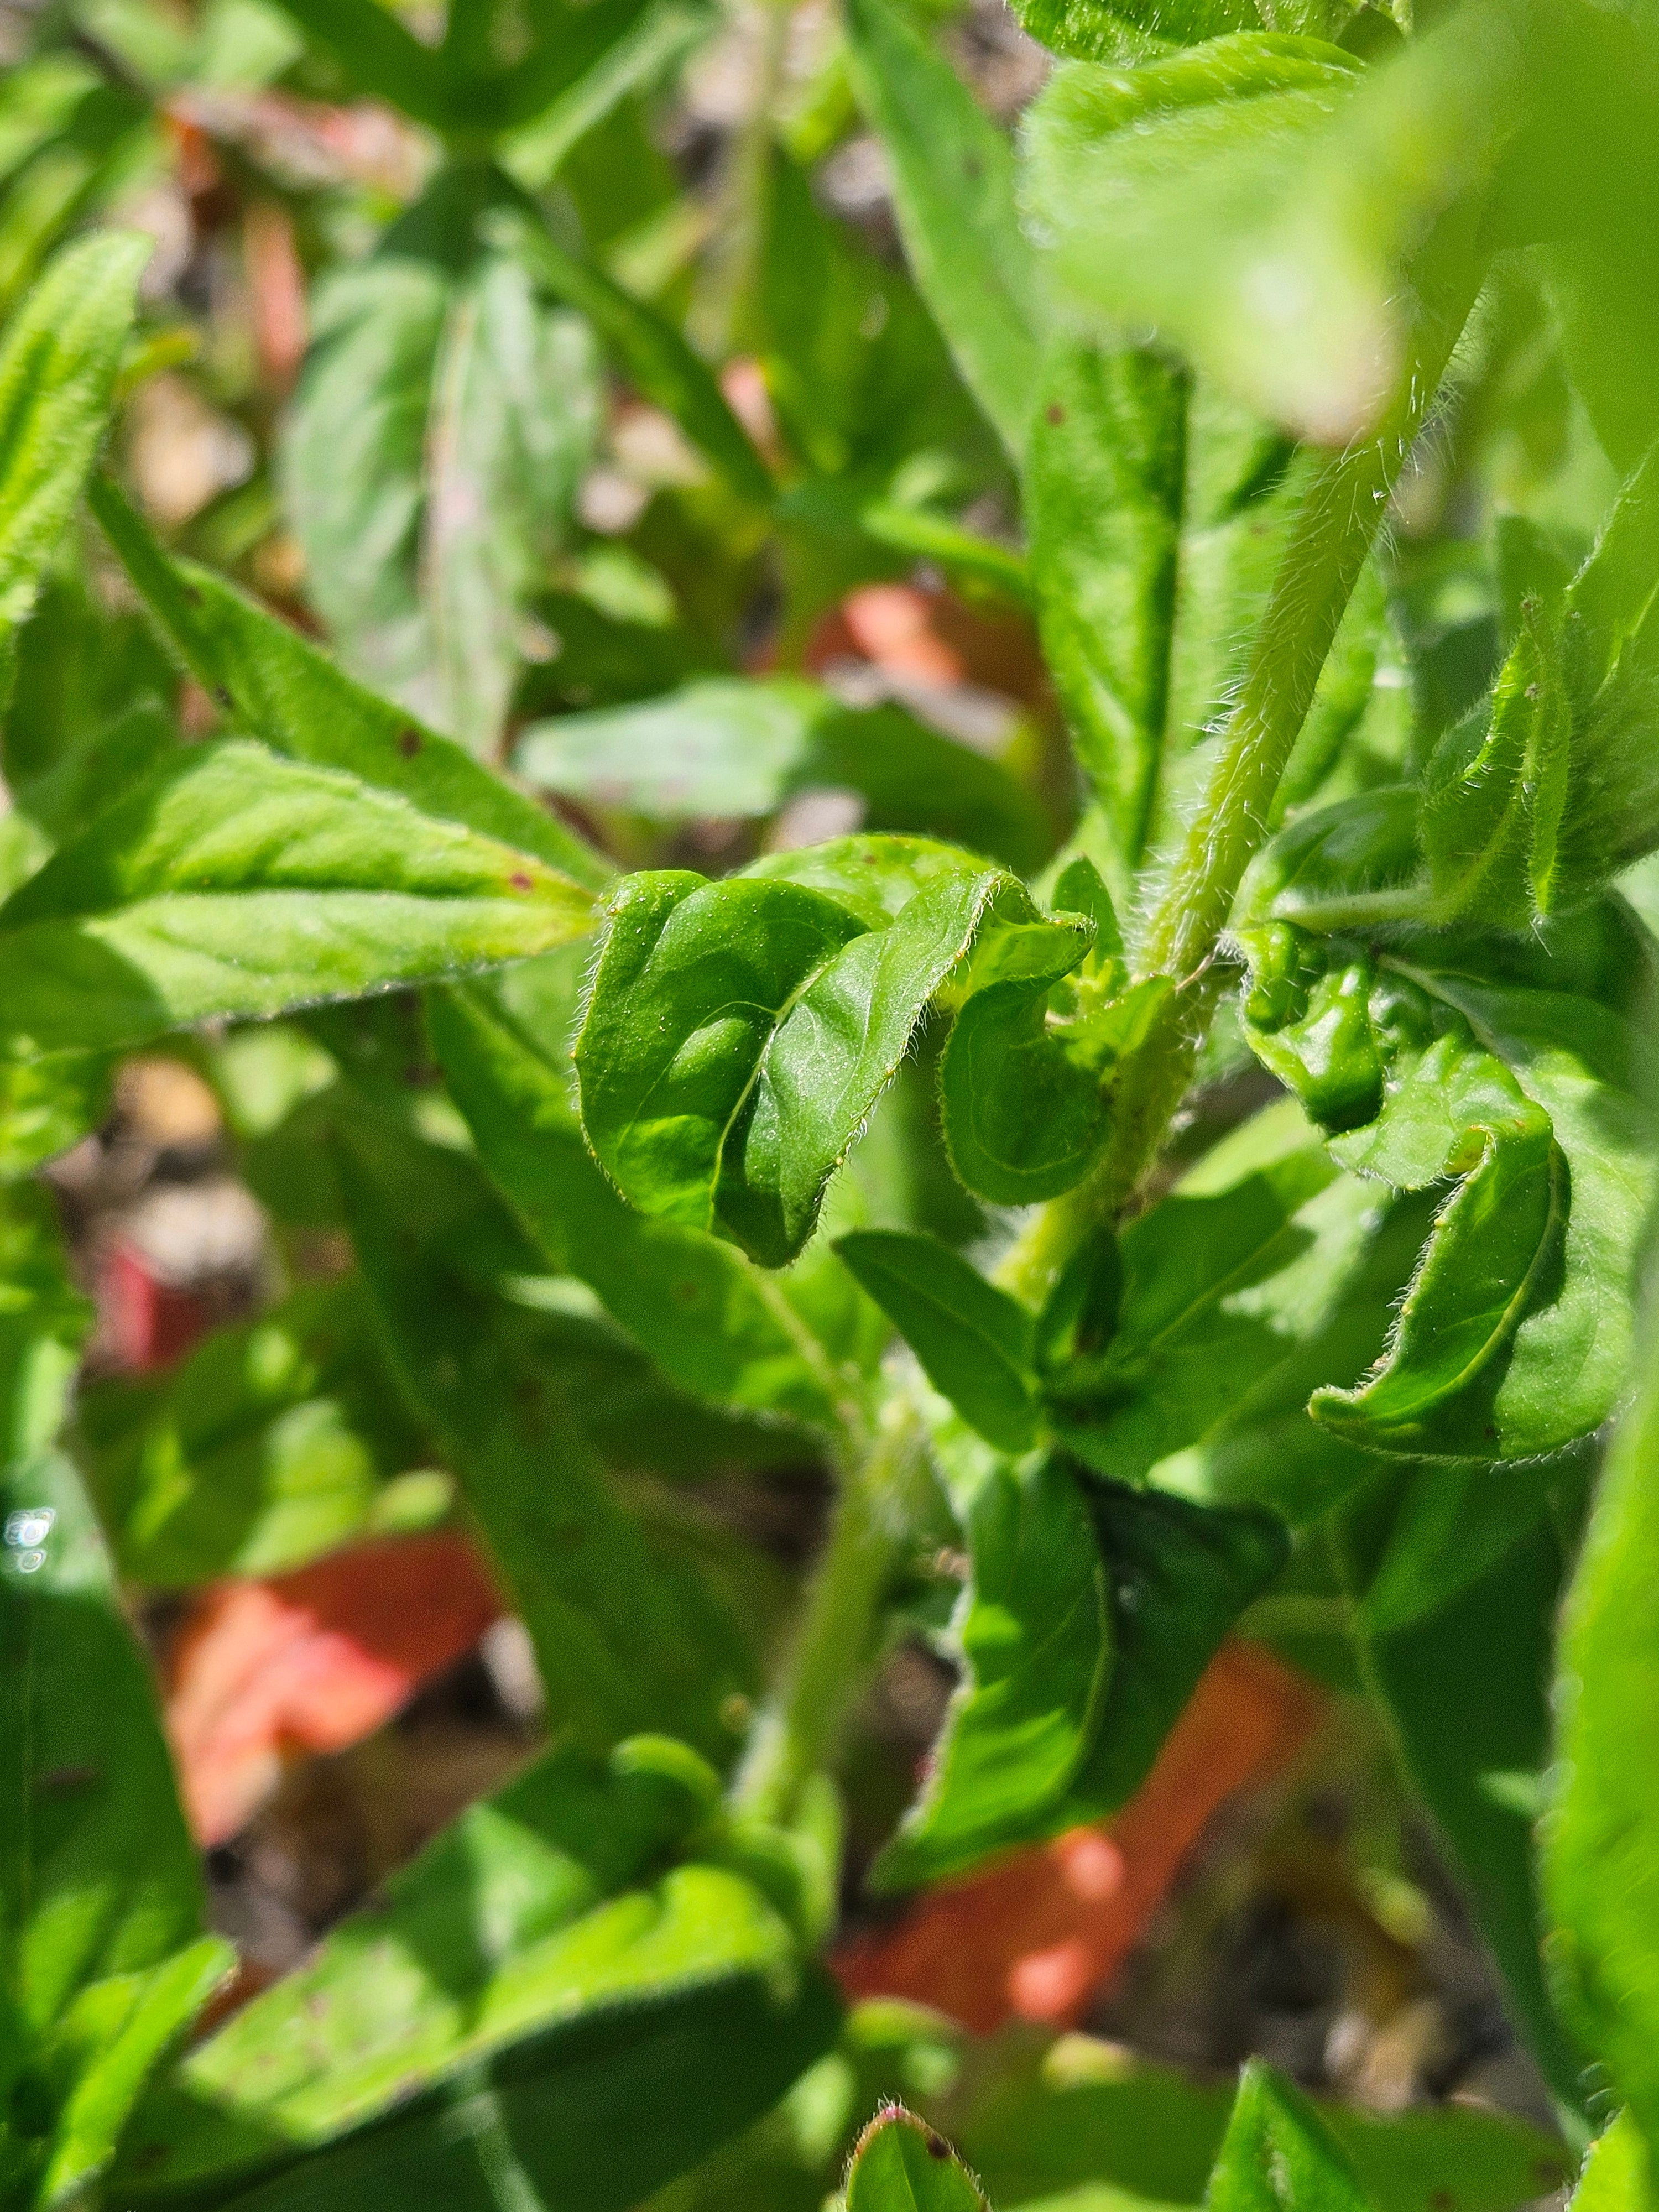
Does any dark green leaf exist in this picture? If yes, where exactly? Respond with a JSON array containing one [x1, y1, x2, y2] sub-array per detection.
[[843, 0, 1043, 460], [1060, 1473, 1288, 1820], [254, 0, 455, 126], [119, 1736, 837, 2203], [835, 1231, 1039, 1453], [872, 1455, 1107, 1890], [337, 1125, 757, 1760], [0, 738, 593, 1055], [0, 231, 145, 652], [846, 2107, 987, 2212], [89, 478, 606, 886], [1206, 2062, 1369, 2212]]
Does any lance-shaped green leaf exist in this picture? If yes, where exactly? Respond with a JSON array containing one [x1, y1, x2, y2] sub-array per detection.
[[1547, 1261, 1659, 2142], [846, 2107, 989, 2212], [1026, 343, 1333, 910], [1342, 1507, 1586, 2115], [513, 677, 1051, 873], [0, 231, 146, 652], [337, 1126, 757, 1763], [1206, 2062, 1369, 2212], [497, 210, 774, 508], [88, 477, 607, 888], [575, 846, 1097, 1266], [118, 1736, 840, 2205], [1420, 447, 1659, 929], [872, 1455, 1108, 1891], [427, 972, 852, 1434], [284, 190, 601, 748], [1239, 927, 1656, 1461], [1020, 18, 1515, 442], [0, 738, 593, 1056], [843, 0, 1043, 460], [835, 1231, 1040, 1453], [0, 1186, 232, 2210]]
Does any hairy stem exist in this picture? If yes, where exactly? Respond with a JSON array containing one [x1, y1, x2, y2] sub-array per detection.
[[1142, 302, 1473, 985], [731, 1392, 926, 1823]]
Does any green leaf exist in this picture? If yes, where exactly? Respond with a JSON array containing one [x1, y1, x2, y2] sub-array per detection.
[[427, 968, 853, 1434], [498, 210, 774, 507], [0, 231, 145, 654], [119, 1736, 839, 2204], [1060, 1473, 1287, 1821], [881, 1457, 1284, 1886], [1025, 345, 1316, 908], [254, 0, 455, 124], [423, 251, 601, 752], [1342, 1508, 1587, 2116], [88, 477, 606, 886], [842, 0, 1044, 460], [1567, 2118, 1654, 2212], [78, 1284, 430, 1588], [941, 2034, 1568, 2212], [337, 1124, 757, 1761], [1006, 0, 1344, 64], [1044, 1106, 1373, 1485], [1239, 927, 1657, 1461], [873, 1455, 1108, 1891], [1420, 447, 1659, 929], [284, 194, 601, 748], [513, 677, 1051, 873], [0, 1186, 232, 2208], [0, 1050, 112, 1183], [835, 1232, 1039, 1453], [574, 848, 1096, 1265], [1547, 1265, 1659, 2141], [1020, 20, 1512, 441], [499, 0, 712, 192], [846, 2106, 988, 2212], [0, 737, 593, 1055], [1205, 2062, 1369, 2212]]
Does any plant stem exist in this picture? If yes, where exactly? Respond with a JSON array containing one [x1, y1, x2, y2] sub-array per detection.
[[731, 1391, 926, 1823], [1141, 301, 1472, 987]]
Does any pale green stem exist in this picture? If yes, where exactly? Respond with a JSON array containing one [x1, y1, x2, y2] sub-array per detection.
[[1141, 299, 1473, 987], [731, 1391, 926, 1823], [736, 281, 1483, 1823]]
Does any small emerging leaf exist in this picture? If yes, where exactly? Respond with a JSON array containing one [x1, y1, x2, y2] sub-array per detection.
[[846, 2106, 988, 2212]]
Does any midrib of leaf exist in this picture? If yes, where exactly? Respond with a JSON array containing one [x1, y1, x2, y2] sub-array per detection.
[[1114, 1198, 1326, 1368]]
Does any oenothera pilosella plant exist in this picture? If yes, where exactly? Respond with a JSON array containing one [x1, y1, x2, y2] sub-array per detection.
[[4, 0, 1659, 2199]]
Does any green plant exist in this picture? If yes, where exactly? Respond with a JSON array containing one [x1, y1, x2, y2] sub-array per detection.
[[4, 0, 1659, 2205]]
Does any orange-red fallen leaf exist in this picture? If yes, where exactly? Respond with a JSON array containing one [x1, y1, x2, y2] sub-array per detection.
[[98, 1240, 212, 1373], [836, 1641, 1326, 2034], [805, 580, 1047, 705], [164, 1534, 503, 1845], [244, 200, 308, 390]]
